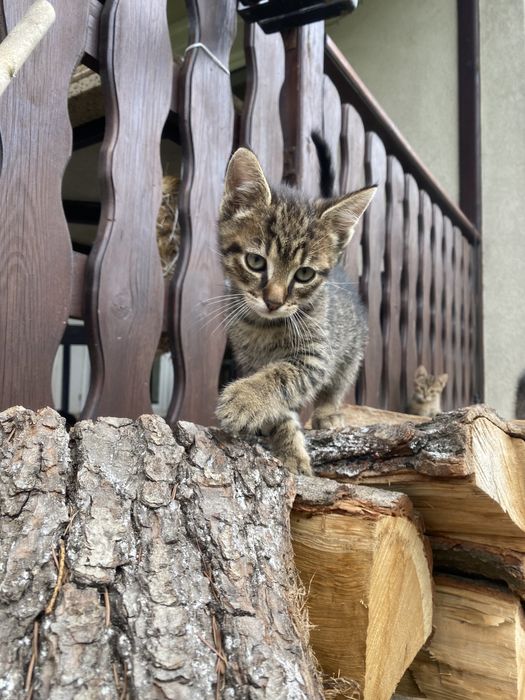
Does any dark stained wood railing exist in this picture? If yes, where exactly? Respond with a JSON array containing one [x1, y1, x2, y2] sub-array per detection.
[[167, 0, 237, 426], [322, 34, 482, 410], [0, 0, 482, 423], [0, 0, 91, 410], [82, 0, 172, 419]]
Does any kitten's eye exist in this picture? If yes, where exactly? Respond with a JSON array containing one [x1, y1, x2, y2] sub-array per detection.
[[294, 266, 316, 283], [245, 253, 266, 272]]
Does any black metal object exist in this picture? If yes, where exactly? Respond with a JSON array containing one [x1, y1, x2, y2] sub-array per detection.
[[457, 0, 483, 403], [238, 0, 358, 34], [457, 0, 481, 231]]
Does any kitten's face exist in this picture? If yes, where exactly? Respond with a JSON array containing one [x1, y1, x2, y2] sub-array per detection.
[[413, 366, 448, 401], [218, 148, 376, 319]]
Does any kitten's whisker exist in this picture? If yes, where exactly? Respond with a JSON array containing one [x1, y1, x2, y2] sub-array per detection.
[[203, 298, 245, 310], [223, 305, 250, 333], [325, 281, 359, 288], [211, 301, 248, 335], [197, 299, 245, 330], [199, 298, 244, 320], [296, 309, 336, 362], [292, 312, 310, 357], [203, 293, 245, 304]]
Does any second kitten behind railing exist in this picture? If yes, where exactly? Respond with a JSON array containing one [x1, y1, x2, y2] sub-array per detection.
[[407, 365, 448, 418]]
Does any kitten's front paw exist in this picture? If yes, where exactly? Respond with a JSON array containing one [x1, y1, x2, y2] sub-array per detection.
[[216, 379, 264, 434], [281, 450, 313, 476], [311, 410, 345, 430]]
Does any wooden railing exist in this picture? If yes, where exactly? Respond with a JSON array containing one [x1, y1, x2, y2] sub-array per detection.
[[0, 0, 481, 425], [322, 37, 482, 411]]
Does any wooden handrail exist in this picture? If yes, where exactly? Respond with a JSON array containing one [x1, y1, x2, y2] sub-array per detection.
[[325, 36, 480, 244]]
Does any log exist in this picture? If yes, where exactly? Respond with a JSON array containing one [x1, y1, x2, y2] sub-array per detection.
[[310, 403, 429, 428], [307, 405, 525, 555], [0, 407, 323, 699], [0, 406, 70, 696], [406, 574, 525, 699], [291, 477, 433, 700]]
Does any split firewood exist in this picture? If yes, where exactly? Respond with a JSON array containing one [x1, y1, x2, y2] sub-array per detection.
[[406, 574, 525, 699], [0, 407, 323, 699], [0, 0, 55, 98], [68, 63, 103, 127], [292, 477, 433, 700], [307, 405, 525, 557]]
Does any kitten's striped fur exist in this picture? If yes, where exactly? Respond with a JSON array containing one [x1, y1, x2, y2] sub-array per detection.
[[216, 137, 376, 474]]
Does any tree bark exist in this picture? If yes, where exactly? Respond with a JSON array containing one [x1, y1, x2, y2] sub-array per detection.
[[0, 407, 324, 700]]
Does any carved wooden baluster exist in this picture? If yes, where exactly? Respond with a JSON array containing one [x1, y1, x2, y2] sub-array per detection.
[[471, 242, 483, 402], [442, 216, 455, 410], [400, 174, 419, 409], [416, 191, 432, 373], [82, 0, 172, 419], [362, 132, 387, 408], [339, 104, 366, 404], [383, 156, 404, 411], [462, 237, 472, 404], [322, 76, 341, 194], [453, 226, 464, 406], [167, 0, 236, 425], [340, 104, 366, 284], [241, 22, 284, 182], [282, 22, 324, 196], [0, 0, 90, 411], [431, 205, 445, 377]]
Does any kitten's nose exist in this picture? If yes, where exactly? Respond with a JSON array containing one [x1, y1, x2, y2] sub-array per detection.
[[265, 298, 282, 312]]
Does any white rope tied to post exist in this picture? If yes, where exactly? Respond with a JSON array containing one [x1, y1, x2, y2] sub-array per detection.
[[184, 42, 230, 76], [0, 0, 55, 98]]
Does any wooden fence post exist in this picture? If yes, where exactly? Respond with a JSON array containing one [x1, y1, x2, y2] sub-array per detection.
[[0, 0, 90, 411], [167, 0, 237, 426], [82, 0, 172, 419]]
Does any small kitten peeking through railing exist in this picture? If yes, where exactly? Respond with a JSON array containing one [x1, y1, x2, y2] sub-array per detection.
[[407, 365, 448, 418], [215, 134, 376, 475]]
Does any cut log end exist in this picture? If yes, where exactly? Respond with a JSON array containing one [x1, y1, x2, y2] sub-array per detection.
[[292, 476, 433, 700]]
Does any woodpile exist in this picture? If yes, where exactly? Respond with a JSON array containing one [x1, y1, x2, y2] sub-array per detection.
[[1, 403, 524, 699], [303, 404, 525, 699]]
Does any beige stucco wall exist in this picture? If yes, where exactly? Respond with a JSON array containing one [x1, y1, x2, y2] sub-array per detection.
[[479, 0, 525, 418], [327, 0, 459, 202]]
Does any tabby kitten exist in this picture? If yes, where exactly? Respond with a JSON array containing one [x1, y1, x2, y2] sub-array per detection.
[[215, 139, 376, 474], [515, 371, 525, 419], [408, 365, 448, 418]]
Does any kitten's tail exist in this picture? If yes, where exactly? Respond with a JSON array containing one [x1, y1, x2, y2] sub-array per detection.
[[516, 371, 525, 419], [311, 131, 335, 198]]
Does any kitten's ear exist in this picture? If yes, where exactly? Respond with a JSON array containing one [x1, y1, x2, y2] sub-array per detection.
[[414, 365, 428, 382], [437, 373, 448, 389], [320, 185, 377, 248], [222, 148, 271, 211]]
